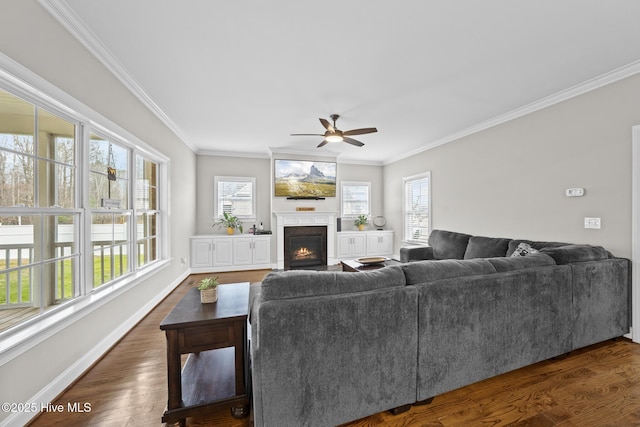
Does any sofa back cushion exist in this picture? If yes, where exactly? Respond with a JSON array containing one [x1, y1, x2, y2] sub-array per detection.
[[463, 236, 511, 259], [402, 258, 497, 285], [487, 253, 557, 272], [428, 230, 472, 259], [260, 266, 406, 301], [539, 245, 609, 264]]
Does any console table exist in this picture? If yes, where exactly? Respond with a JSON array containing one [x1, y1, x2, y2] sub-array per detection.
[[160, 282, 250, 425]]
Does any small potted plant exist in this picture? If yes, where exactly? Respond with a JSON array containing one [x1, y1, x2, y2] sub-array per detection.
[[354, 214, 369, 231], [198, 276, 219, 303], [213, 212, 244, 235]]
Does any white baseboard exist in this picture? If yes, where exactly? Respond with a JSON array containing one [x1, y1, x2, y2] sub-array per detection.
[[0, 270, 190, 427]]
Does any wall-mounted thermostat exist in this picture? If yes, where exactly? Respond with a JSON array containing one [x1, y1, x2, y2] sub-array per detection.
[[565, 188, 585, 197]]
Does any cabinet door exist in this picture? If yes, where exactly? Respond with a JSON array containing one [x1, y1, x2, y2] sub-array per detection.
[[232, 238, 253, 265], [252, 237, 271, 265], [366, 234, 381, 255], [379, 233, 394, 255], [336, 234, 354, 258], [191, 239, 213, 268], [351, 234, 367, 257], [212, 238, 233, 266]]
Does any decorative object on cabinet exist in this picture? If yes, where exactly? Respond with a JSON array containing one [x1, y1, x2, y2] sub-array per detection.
[[373, 216, 387, 230], [354, 214, 369, 231], [197, 276, 219, 303], [212, 212, 243, 234]]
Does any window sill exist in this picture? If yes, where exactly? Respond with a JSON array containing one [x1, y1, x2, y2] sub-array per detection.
[[0, 259, 170, 365]]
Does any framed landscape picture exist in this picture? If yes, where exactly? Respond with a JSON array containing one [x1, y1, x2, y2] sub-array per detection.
[[274, 159, 337, 198]]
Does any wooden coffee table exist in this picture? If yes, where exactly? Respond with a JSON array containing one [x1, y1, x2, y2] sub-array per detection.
[[341, 258, 402, 272], [160, 282, 250, 426]]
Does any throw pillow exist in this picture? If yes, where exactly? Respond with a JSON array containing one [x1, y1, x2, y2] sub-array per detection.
[[510, 242, 539, 257]]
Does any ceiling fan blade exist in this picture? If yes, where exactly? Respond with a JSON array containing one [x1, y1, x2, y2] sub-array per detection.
[[343, 127, 378, 136], [291, 133, 324, 136], [343, 137, 365, 147], [317, 140, 329, 148], [319, 118, 335, 132]]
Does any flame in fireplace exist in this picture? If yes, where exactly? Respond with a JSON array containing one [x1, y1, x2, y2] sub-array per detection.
[[294, 247, 315, 260]]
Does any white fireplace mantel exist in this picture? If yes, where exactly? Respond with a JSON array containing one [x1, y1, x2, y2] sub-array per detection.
[[273, 211, 337, 270]]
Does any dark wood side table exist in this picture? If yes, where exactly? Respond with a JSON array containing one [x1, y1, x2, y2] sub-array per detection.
[[160, 282, 250, 425]]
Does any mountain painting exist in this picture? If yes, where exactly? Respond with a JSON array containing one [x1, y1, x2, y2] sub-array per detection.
[[274, 160, 337, 197]]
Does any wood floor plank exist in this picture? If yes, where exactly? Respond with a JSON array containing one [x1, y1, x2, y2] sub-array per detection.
[[28, 269, 640, 427]]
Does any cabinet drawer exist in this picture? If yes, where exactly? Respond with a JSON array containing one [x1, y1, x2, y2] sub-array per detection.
[[180, 324, 234, 353]]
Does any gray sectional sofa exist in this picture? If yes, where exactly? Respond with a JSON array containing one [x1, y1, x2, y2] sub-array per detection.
[[249, 230, 630, 427]]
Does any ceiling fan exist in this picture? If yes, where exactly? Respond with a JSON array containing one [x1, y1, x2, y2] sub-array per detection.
[[291, 114, 377, 148]]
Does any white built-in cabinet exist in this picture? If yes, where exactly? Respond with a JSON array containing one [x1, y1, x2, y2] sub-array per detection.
[[190, 234, 271, 272], [336, 230, 394, 259]]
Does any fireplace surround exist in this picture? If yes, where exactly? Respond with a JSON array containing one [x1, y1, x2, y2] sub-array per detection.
[[273, 211, 337, 270]]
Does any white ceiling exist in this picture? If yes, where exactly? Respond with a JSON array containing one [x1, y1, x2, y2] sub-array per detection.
[[42, 0, 640, 164]]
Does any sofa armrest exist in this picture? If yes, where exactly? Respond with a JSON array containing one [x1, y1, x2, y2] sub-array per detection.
[[248, 282, 262, 325], [400, 246, 434, 262]]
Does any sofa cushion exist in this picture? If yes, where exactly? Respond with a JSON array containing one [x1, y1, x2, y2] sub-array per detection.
[[539, 245, 609, 265], [402, 258, 497, 285], [506, 239, 570, 256], [260, 266, 406, 301], [463, 236, 511, 259], [428, 230, 472, 259], [487, 253, 557, 272], [510, 242, 540, 257]]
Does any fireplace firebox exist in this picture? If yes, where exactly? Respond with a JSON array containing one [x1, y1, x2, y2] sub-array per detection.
[[284, 226, 327, 269]]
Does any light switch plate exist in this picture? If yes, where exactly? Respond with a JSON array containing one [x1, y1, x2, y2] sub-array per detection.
[[584, 217, 601, 229], [566, 188, 585, 197]]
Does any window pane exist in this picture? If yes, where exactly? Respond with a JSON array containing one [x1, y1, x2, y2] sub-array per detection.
[[217, 180, 254, 217], [136, 156, 157, 210], [38, 109, 75, 163], [342, 183, 370, 216], [89, 136, 129, 209], [0, 89, 35, 155], [0, 152, 34, 207], [405, 174, 430, 242], [38, 160, 75, 208], [91, 213, 131, 288]]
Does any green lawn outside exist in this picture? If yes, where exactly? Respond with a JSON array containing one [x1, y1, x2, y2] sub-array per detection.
[[0, 255, 129, 305]]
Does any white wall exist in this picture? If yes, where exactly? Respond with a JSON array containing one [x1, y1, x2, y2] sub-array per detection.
[[0, 1, 196, 422], [384, 72, 640, 259]]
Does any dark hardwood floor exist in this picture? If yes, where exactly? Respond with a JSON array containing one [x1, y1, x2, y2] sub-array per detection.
[[28, 269, 640, 427]]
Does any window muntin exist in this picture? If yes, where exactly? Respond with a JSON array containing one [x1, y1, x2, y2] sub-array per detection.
[[403, 172, 431, 243], [341, 181, 371, 217], [214, 176, 256, 219]]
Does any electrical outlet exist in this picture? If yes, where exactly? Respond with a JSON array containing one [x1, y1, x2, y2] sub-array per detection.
[[584, 217, 601, 229], [180, 257, 186, 266]]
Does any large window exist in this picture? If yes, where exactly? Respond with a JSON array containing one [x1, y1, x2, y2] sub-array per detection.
[[403, 172, 431, 243], [214, 176, 256, 219], [0, 89, 80, 325], [0, 81, 166, 333], [341, 181, 370, 217]]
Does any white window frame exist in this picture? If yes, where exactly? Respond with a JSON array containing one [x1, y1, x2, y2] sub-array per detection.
[[214, 176, 257, 221], [340, 181, 371, 218], [403, 171, 431, 244], [0, 52, 170, 361]]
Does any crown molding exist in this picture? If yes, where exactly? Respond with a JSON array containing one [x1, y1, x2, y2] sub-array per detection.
[[385, 59, 640, 165], [37, 0, 197, 153], [197, 149, 271, 159]]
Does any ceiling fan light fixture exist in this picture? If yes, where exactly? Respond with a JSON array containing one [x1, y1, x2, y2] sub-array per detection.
[[325, 135, 343, 143]]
